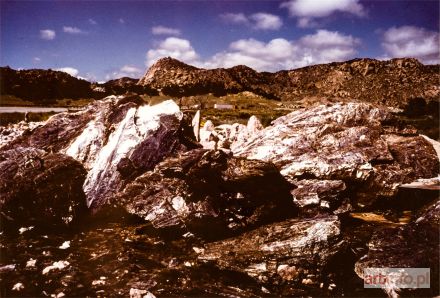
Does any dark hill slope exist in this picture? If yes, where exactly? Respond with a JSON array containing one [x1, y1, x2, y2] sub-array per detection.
[[0, 67, 93, 103]]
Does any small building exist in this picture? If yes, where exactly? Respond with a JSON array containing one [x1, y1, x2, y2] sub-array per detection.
[[214, 103, 235, 110]]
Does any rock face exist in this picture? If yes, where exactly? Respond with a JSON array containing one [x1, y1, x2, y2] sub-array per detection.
[[1, 95, 199, 211], [355, 199, 439, 297], [198, 216, 343, 286], [112, 149, 296, 239], [232, 103, 439, 211], [138, 57, 439, 109], [0, 147, 87, 227]]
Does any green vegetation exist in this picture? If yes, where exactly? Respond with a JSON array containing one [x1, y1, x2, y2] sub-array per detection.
[[176, 92, 293, 126], [0, 112, 57, 126], [0, 94, 95, 107]]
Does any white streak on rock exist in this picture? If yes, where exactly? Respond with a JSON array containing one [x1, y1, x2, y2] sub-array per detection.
[[42, 261, 70, 275]]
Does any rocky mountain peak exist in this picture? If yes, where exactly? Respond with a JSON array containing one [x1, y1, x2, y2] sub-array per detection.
[[138, 57, 200, 85], [154, 57, 199, 70]]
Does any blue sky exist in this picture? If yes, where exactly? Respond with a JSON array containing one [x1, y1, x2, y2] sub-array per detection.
[[1, 0, 438, 82]]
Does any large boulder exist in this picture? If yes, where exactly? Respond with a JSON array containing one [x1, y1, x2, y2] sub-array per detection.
[[197, 215, 344, 293], [232, 103, 439, 211], [2, 95, 199, 211], [0, 147, 87, 228], [111, 149, 296, 239]]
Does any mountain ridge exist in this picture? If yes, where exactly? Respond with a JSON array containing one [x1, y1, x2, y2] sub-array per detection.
[[138, 57, 440, 108], [1, 57, 439, 110]]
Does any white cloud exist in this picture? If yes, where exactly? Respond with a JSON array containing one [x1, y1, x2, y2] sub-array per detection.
[[147, 30, 360, 72], [221, 12, 283, 30], [249, 13, 283, 30], [119, 18, 125, 24], [120, 65, 142, 75], [221, 13, 249, 25], [152, 26, 181, 36], [63, 26, 86, 34], [40, 29, 56, 40], [56, 67, 79, 77], [146, 37, 201, 67], [33, 57, 41, 63], [105, 65, 144, 80], [281, 0, 366, 27], [381, 26, 439, 64], [88, 18, 97, 25], [207, 30, 360, 71]]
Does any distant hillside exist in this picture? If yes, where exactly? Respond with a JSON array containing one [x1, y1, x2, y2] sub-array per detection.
[[138, 57, 440, 110], [0, 66, 93, 103], [1, 57, 439, 112], [100, 77, 157, 96]]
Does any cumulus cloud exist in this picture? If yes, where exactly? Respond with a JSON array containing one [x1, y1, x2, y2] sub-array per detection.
[[146, 37, 201, 67], [221, 12, 283, 30], [105, 65, 144, 80], [152, 26, 181, 36], [147, 30, 360, 72], [56, 67, 79, 77], [63, 26, 86, 34], [221, 13, 249, 25], [249, 13, 283, 30], [206, 30, 360, 71], [281, 0, 366, 27], [40, 29, 56, 40], [381, 26, 439, 64], [33, 57, 41, 63], [88, 18, 97, 25]]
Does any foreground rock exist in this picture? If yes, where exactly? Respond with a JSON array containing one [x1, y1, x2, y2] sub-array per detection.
[[197, 215, 344, 293], [2, 95, 198, 211], [355, 199, 439, 297], [232, 102, 439, 212], [112, 149, 296, 239], [0, 147, 87, 228]]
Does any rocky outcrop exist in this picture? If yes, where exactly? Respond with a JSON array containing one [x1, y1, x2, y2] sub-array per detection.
[[199, 115, 264, 151], [197, 216, 344, 290], [111, 149, 295, 239], [138, 57, 439, 109], [1, 95, 199, 212], [0, 147, 87, 228], [232, 103, 439, 212], [355, 199, 439, 297]]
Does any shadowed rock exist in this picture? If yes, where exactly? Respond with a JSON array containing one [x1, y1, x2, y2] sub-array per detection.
[[355, 199, 439, 297], [0, 147, 87, 228], [197, 215, 344, 287], [112, 149, 296, 239]]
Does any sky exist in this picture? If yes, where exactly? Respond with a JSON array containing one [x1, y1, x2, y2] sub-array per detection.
[[1, 0, 439, 82]]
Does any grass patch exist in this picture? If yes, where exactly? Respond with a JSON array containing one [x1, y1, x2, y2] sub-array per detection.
[[0, 94, 95, 107], [0, 112, 57, 126]]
